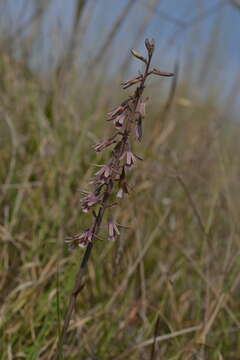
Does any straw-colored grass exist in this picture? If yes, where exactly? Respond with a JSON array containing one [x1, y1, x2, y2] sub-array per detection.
[[1, 51, 240, 359]]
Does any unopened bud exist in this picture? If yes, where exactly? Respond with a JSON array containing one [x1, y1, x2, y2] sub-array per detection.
[[121, 76, 142, 89], [152, 68, 174, 77], [130, 49, 147, 64], [145, 38, 155, 56]]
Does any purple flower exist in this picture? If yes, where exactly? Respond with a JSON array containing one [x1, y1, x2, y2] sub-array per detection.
[[65, 229, 94, 249], [77, 230, 94, 247], [107, 105, 124, 120], [108, 219, 120, 241], [120, 151, 142, 168], [136, 99, 146, 117], [94, 133, 119, 153], [95, 164, 112, 180], [117, 181, 129, 198], [114, 113, 126, 129], [94, 139, 116, 153], [80, 190, 99, 213]]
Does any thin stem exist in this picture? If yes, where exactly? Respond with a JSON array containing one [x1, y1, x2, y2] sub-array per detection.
[[53, 40, 173, 359], [55, 191, 109, 358]]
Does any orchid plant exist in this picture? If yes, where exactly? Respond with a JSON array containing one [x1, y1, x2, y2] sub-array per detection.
[[56, 39, 173, 357]]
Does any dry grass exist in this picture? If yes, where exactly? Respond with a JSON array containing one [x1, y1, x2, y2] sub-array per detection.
[[1, 51, 240, 359]]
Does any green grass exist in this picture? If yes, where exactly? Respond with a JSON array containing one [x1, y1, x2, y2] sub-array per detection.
[[1, 52, 240, 359]]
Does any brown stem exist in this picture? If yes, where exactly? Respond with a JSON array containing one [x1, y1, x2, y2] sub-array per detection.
[[54, 196, 108, 358]]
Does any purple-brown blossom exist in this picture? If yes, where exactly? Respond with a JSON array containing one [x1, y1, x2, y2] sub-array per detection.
[[117, 167, 129, 198], [114, 113, 126, 129], [136, 98, 146, 117], [117, 182, 129, 198], [65, 39, 173, 252], [80, 190, 99, 213], [120, 151, 142, 168], [65, 229, 94, 249], [107, 105, 125, 120], [94, 138, 116, 153], [108, 219, 120, 241], [95, 164, 112, 180]]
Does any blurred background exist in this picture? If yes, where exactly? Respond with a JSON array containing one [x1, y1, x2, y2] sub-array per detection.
[[1, 0, 240, 113], [1, 1, 240, 359]]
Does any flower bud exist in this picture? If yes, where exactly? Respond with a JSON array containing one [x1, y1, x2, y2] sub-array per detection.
[[145, 38, 155, 56], [152, 68, 174, 77], [130, 49, 147, 64]]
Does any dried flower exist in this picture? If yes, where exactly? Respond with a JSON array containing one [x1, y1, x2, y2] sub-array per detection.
[[65, 229, 93, 249], [108, 219, 120, 241], [94, 138, 117, 153], [80, 190, 99, 213], [120, 151, 142, 168], [107, 105, 125, 120], [116, 167, 129, 197], [77, 230, 94, 247], [114, 113, 126, 129], [136, 98, 146, 117], [117, 182, 129, 198], [95, 164, 112, 180]]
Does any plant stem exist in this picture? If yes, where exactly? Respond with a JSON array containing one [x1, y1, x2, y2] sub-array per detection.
[[54, 43, 160, 359]]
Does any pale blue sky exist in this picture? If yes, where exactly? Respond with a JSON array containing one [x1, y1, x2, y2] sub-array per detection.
[[1, 0, 240, 113]]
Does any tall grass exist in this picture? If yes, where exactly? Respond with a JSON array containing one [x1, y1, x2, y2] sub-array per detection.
[[1, 43, 240, 358], [1, 2, 240, 359]]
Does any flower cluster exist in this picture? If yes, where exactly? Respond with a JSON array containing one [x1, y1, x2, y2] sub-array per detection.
[[65, 39, 173, 250]]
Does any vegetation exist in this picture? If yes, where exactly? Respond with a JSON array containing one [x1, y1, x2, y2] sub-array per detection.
[[1, 2, 240, 359]]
